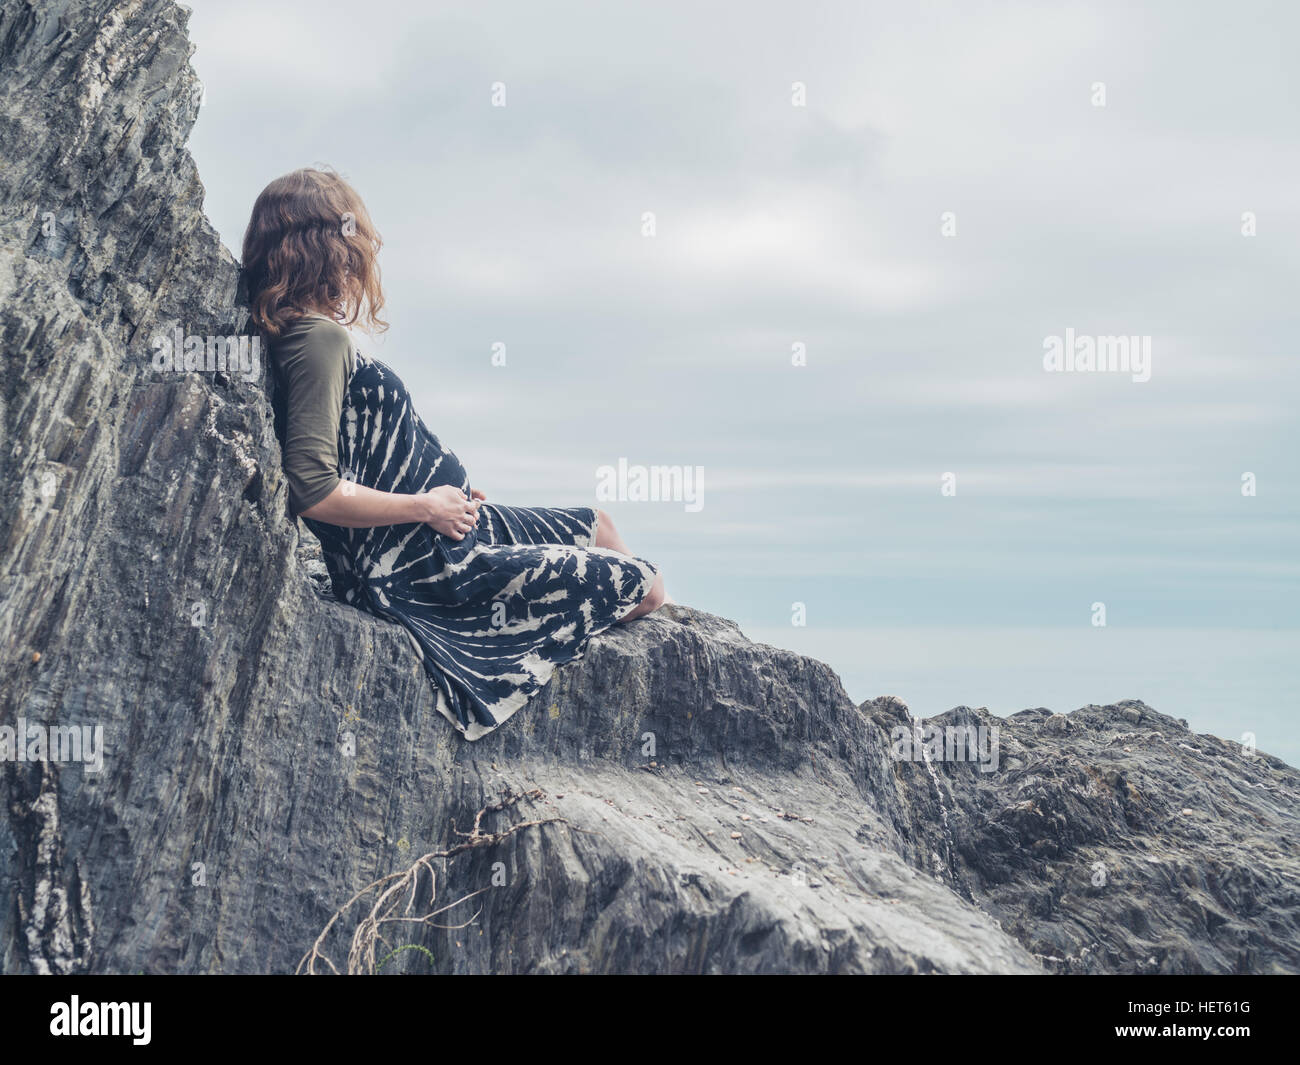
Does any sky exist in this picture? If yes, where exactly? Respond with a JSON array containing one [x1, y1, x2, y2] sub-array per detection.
[[185, 0, 1299, 762]]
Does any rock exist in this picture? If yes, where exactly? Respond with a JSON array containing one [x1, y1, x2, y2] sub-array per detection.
[[1, 0, 1297, 975], [901, 702, 1300, 973]]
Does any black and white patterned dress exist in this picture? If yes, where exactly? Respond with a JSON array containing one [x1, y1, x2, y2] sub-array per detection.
[[302, 348, 659, 740]]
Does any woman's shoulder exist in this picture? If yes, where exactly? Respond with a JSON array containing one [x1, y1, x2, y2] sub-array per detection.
[[276, 312, 350, 342], [271, 313, 354, 367]]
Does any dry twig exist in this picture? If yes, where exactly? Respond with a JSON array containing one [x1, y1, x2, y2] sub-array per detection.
[[297, 787, 564, 975]]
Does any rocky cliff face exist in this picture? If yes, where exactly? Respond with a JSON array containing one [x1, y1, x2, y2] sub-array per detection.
[[1, 0, 1297, 975]]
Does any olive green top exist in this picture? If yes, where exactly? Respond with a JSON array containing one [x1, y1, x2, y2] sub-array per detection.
[[269, 313, 355, 516]]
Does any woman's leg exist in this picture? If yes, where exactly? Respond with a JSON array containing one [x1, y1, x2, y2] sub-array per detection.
[[595, 509, 674, 617], [593, 508, 633, 554]]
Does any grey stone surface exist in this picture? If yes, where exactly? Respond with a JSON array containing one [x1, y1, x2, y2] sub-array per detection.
[[0, 0, 1295, 974], [907, 701, 1300, 973]]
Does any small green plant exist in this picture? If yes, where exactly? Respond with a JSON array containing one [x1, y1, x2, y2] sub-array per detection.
[[376, 944, 436, 972]]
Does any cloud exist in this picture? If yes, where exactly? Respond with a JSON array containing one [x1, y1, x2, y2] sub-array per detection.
[[187, 0, 1300, 644]]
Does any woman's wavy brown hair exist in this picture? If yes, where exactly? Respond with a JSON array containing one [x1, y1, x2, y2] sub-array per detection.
[[241, 167, 387, 337]]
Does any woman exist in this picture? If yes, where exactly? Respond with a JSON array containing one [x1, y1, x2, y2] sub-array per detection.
[[241, 168, 666, 740]]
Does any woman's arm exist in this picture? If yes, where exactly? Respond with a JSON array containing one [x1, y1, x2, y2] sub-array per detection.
[[302, 481, 481, 538], [277, 321, 354, 517]]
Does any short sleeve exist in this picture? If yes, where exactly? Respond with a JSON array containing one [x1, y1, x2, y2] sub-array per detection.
[[272, 318, 354, 516]]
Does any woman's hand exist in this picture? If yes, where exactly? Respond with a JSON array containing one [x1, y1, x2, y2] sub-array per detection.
[[413, 485, 481, 540]]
